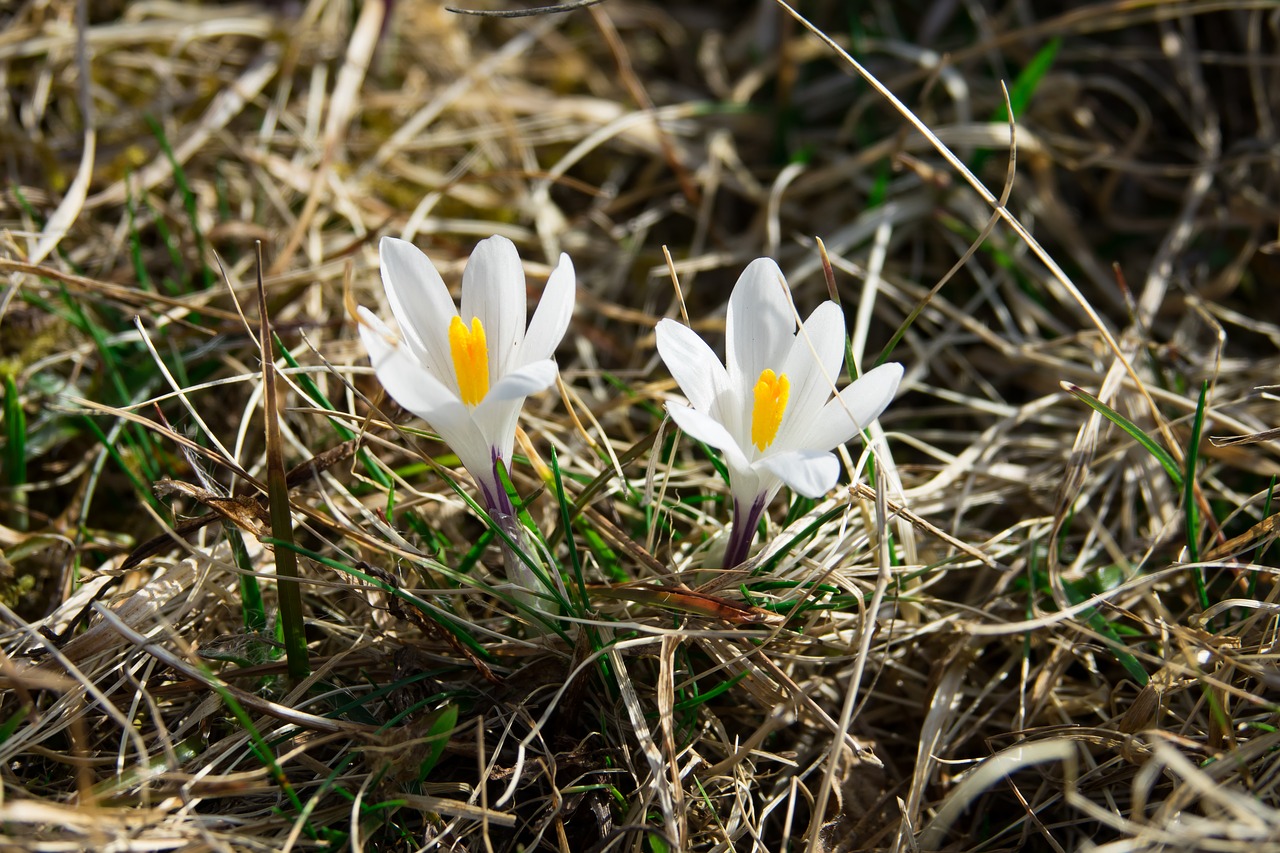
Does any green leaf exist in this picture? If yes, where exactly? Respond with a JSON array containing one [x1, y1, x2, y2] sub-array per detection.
[[274, 333, 394, 498], [417, 704, 457, 781], [998, 37, 1062, 123], [1062, 577, 1148, 686], [972, 37, 1062, 173], [3, 375, 27, 531], [260, 538, 492, 663], [550, 446, 588, 610], [255, 248, 308, 681], [1065, 384, 1182, 488], [145, 114, 214, 290], [0, 704, 30, 744], [1186, 380, 1209, 609]]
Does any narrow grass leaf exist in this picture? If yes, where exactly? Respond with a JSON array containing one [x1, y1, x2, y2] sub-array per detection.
[[550, 446, 588, 608], [554, 427, 656, 544], [455, 528, 496, 576], [0, 704, 30, 745], [77, 415, 168, 520], [255, 244, 309, 680], [416, 704, 458, 781], [145, 115, 214, 290], [971, 36, 1061, 174], [490, 458, 572, 622], [229, 528, 269, 638], [260, 538, 492, 663], [1056, 569, 1149, 685], [274, 333, 393, 491], [123, 177, 154, 292], [671, 669, 749, 713], [755, 502, 848, 577], [1187, 380, 1209, 609], [1065, 383, 1183, 488], [56, 284, 164, 481], [581, 523, 625, 582], [3, 375, 27, 531]]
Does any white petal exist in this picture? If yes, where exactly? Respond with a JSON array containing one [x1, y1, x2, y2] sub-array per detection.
[[480, 359, 558, 405], [358, 308, 456, 417], [784, 302, 846, 408], [775, 301, 846, 449], [804, 362, 904, 450], [665, 402, 751, 473], [359, 306, 504, 505], [727, 466, 772, 514], [520, 253, 575, 365], [358, 310, 496, 468], [481, 403, 522, 473], [725, 258, 796, 393], [655, 319, 730, 413], [759, 449, 841, 498], [379, 237, 458, 377], [469, 361, 559, 471], [453, 435, 506, 504], [461, 235, 526, 377]]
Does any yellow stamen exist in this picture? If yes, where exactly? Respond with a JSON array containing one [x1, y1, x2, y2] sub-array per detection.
[[449, 315, 490, 407], [750, 369, 789, 451]]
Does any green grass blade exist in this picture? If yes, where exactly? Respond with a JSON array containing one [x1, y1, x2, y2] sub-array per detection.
[[273, 332, 393, 489], [260, 538, 492, 662], [1000, 38, 1063, 122], [671, 668, 749, 713], [416, 704, 457, 781], [3, 375, 28, 531], [1186, 380, 1209, 609], [1065, 383, 1183, 488], [254, 247, 308, 680], [553, 427, 656, 544], [972, 37, 1061, 174], [755, 502, 849, 577], [55, 284, 165, 482], [550, 446, 587, 609], [491, 458, 573, 625], [229, 527, 269, 637], [455, 527, 496, 577], [123, 176, 155, 293], [580, 523, 625, 582], [145, 114, 214, 290], [0, 702, 30, 745], [1062, 580, 1148, 686], [77, 415, 169, 520], [206, 672, 312, 824]]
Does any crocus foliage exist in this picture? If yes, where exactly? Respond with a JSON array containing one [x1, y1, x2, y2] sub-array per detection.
[[357, 236, 574, 515], [656, 258, 902, 566]]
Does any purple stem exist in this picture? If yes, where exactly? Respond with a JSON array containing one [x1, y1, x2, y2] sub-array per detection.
[[478, 449, 516, 519], [479, 451, 532, 583], [723, 494, 766, 568]]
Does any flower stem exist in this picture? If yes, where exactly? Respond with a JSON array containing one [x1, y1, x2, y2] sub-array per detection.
[[481, 460, 553, 619], [477, 457, 516, 520], [723, 495, 766, 568]]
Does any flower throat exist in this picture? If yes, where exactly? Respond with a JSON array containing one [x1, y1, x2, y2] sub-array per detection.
[[449, 315, 490, 407], [751, 368, 789, 451]]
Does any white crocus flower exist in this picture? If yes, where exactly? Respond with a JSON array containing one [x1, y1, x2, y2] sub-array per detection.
[[357, 235, 574, 517], [655, 257, 903, 567]]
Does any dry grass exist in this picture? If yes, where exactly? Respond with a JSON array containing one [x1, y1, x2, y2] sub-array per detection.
[[2, 0, 1280, 850]]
